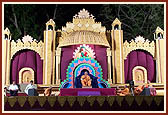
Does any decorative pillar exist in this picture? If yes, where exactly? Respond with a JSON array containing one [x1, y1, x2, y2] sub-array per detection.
[[43, 19, 56, 85], [55, 47, 61, 86], [3, 28, 11, 85], [106, 48, 112, 84], [154, 27, 165, 84], [111, 18, 125, 84]]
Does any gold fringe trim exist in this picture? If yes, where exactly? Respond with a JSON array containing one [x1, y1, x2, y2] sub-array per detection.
[[37, 96, 47, 107], [47, 96, 56, 107], [28, 96, 37, 107], [18, 96, 27, 107], [77, 96, 86, 107], [154, 96, 163, 106], [67, 96, 76, 107], [87, 96, 96, 106], [97, 96, 105, 107], [125, 96, 134, 106], [144, 96, 154, 106], [135, 96, 144, 106], [116, 96, 124, 106], [106, 96, 115, 106], [8, 97, 17, 107], [58, 96, 66, 107]]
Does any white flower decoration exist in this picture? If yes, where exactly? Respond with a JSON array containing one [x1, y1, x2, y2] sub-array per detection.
[[22, 35, 33, 43], [74, 9, 94, 19], [135, 35, 145, 43]]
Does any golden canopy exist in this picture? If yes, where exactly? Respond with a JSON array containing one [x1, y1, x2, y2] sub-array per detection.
[[58, 9, 110, 47], [58, 30, 110, 47]]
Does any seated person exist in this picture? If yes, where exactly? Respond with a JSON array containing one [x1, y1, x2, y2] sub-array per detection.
[[25, 80, 38, 96], [145, 80, 153, 88], [116, 86, 121, 94], [8, 81, 19, 96], [134, 85, 144, 95], [145, 80, 156, 96], [44, 86, 52, 96], [117, 85, 130, 96], [75, 69, 98, 88], [81, 71, 92, 87]]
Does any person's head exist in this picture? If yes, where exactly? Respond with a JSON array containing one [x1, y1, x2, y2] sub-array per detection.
[[116, 86, 120, 90], [84, 71, 88, 75], [49, 86, 52, 89], [30, 80, 33, 85], [125, 85, 128, 88], [147, 80, 151, 84], [12, 81, 16, 85]]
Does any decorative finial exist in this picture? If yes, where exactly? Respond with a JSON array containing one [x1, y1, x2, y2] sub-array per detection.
[[135, 35, 145, 43], [46, 19, 55, 25], [74, 9, 94, 19], [22, 35, 33, 43]]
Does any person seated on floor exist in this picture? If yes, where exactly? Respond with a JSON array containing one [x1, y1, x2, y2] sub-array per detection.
[[75, 69, 98, 88], [145, 80, 156, 96], [44, 86, 52, 96], [116, 86, 122, 94], [117, 85, 130, 96], [25, 80, 38, 96], [134, 85, 144, 95], [145, 80, 153, 88], [8, 81, 19, 96], [81, 71, 92, 87]]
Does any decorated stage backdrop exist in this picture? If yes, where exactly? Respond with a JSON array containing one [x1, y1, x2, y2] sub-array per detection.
[[61, 44, 108, 81]]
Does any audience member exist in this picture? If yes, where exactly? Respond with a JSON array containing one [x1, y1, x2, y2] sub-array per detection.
[[25, 80, 38, 96], [117, 85, 130, 96], [44, 86, 52, 96], [8, 81, 19, 96]]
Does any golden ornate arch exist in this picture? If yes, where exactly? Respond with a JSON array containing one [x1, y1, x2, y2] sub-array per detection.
[[19, 67, 35, 83], [123, 36, 155, 60], [132, 66, 148, 85], [10, 40, 44, 60]]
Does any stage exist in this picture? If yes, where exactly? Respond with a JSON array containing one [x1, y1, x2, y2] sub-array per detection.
[[4, 96, 164, 111]]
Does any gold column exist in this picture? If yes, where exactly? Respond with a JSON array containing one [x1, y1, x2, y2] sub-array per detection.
[[156, 40, 161, 83], [43, 19, 56, 85], [154, 27, 165, 84], [106, 48, 112, 84], [56, 47, 61, 86], [156, 39, 165, 83], [2, 35, 7, 85], [6, 39, 11, 85], [3, 28, 11, 86], [111, 30, 115, 84], [111, 18, 125, 84]]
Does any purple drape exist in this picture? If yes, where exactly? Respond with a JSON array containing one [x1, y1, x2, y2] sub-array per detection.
[[11, 50, 43, 84], [124, 50, 156, 83], [60, 45, 108, 81]]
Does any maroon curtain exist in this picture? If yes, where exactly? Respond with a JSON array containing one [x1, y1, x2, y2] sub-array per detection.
[[10, 50, 43, 84], [124, 50, 156, 83], [60, 45, 108, 81]]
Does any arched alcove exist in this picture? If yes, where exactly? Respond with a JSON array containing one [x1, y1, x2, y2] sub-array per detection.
[[124, 49, 156, 83], [114, 24, 119, 30], [48, 25, 53, 30], [10, 49, 43, 84]]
